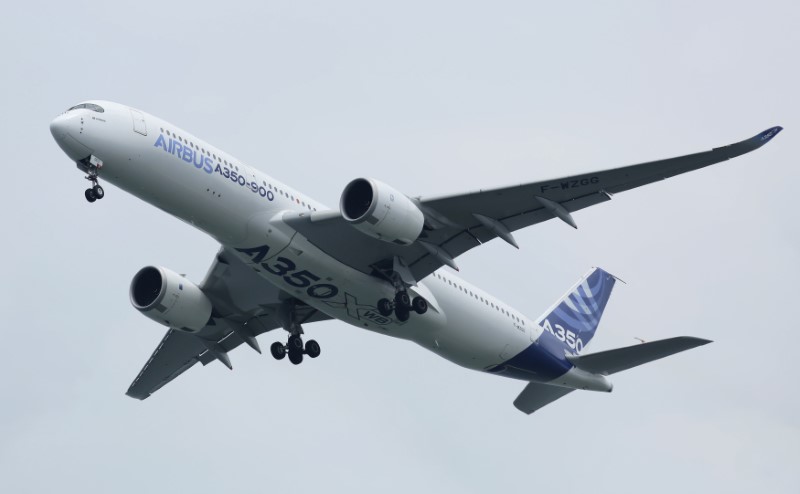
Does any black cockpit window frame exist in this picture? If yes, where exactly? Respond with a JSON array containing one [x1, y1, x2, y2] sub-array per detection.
[[68, 103, 105, 113]]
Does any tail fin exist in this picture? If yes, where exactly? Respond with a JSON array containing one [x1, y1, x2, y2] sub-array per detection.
[[537, 267, 617, 353]]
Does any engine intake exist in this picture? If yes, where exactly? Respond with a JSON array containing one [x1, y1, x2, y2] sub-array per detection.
[[130, 266, 213, 332], [340, 178, 424, 245]]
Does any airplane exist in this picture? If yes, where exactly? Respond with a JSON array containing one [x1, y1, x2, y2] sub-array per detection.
[[49, 101, 782, 413]]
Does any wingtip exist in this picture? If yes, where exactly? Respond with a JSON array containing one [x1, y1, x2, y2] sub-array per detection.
[[755, 126, 783, 145], [680, 336, 713, 346]]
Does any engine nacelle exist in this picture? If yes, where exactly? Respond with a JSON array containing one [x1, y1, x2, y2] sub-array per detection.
[[340, 178, 425, 245], [129, 266, 213, 332]]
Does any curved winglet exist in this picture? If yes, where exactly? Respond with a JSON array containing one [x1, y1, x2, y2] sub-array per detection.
[[721, 126, 783, 158], [756, 126, 783, 144]]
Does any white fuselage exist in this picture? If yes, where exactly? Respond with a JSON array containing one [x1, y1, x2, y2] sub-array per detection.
[[51, 101, 545, 376]]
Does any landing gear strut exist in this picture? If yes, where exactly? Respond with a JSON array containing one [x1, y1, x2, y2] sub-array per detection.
[[374, 256, 429, 322], [270, 299, 321, 365], [82, 156, 105, 203], [269, 336, 321, 365], [377, 291, 428, 322]]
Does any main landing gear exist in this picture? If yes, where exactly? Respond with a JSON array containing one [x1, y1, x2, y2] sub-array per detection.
[[270, 299, 321, 365], [270, 336, 321, 365], [377, 290, 428, 322]]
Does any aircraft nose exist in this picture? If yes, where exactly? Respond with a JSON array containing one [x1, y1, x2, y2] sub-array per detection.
[[50, 113, 92, 160], [50, 113, 75, 140]]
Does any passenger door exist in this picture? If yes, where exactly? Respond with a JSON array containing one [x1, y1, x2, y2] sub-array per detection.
[[130, 109, 147, 136]]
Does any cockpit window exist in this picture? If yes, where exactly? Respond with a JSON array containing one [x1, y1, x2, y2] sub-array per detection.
[[67, 103, 105, 113]]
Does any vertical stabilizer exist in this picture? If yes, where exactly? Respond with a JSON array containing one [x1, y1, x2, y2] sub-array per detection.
[[536, 268, 617, 353]]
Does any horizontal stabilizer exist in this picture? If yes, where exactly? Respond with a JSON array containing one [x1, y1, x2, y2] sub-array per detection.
[[566, 336, 711, 375], [514, 381, 575, 415]]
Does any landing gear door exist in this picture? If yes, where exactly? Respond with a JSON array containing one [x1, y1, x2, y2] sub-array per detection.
[[131, 109, 147, 136]]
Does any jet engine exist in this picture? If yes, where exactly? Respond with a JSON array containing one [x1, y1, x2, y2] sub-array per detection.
[[339, 178, 425, 245], [129, 266, 213, 332]]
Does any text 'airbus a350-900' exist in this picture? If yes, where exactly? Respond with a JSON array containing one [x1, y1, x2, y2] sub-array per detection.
[[50, 101, 781, 413]]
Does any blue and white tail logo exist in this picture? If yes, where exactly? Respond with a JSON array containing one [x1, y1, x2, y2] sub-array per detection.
[[536, 267, 616, 354]]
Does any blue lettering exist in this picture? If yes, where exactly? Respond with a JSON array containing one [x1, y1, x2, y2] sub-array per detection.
[[192, 150, 205, 169], [153, 136, 276, 202]]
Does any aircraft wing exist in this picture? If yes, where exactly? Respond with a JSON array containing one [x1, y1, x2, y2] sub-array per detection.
[[285, 127, 782, 281], [126, 248, 331, 400]]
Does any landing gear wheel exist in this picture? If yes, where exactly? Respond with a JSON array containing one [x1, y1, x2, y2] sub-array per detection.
[[305, 339, 321, 358], [270, 342, 286, 360], [377, 298, 393, 317], [92, 185, 105, 200], [287, 335, 304, 364], [395, 305, 410, 322], [395, 291, 411, 309], [288, 335, 304, 353], [412, 296, 428, 315], [85, 188, 97, 203]]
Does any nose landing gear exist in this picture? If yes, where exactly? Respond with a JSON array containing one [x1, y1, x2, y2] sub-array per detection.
[[80, 156, 105, 203], [84, 183, 105, 203]]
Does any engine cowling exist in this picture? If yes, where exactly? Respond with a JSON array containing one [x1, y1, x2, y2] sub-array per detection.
[[340, 178, 425, 245], [129, 266, 213, 332]]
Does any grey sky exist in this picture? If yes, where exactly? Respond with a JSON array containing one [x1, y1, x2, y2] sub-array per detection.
[[1, 1, 797, 492]]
